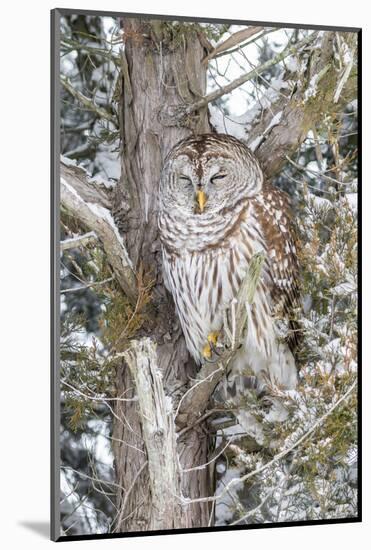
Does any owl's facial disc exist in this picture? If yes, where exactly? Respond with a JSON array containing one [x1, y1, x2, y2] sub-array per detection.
[[169, 153, 250, 214]]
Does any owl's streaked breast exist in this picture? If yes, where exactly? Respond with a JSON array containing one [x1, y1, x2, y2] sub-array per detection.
[[161, 202, 269, 364]]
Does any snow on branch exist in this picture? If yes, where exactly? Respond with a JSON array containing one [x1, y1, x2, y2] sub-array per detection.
[[61, 158, 112, 208], [61, 161, 137, 302], [180, 379, 357, 506], [247, 31, 352, 179], [333, 34, 357, 103]]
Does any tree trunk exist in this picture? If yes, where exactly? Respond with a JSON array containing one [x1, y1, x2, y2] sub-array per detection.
[[112, 19, 212, 533]]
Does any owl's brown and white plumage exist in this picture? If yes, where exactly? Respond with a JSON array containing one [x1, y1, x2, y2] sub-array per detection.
[[158, 134, 300, 391]]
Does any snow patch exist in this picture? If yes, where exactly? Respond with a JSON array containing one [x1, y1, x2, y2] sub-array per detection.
[[87, 202, 134, 270], [345, 193, 357, 213], [304, 73, 320, 102], [285, 56, 299, 73]]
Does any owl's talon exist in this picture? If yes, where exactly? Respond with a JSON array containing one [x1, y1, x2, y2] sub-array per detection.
[[208, 331, 220, 345], [202, 331, 222, 361], [202, 342, 213, 360]]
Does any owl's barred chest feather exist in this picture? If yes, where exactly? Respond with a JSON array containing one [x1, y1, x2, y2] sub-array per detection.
[[161, 201, 270, 363]]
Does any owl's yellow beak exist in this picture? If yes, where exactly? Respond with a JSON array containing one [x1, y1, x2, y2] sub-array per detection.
[[196, 190, 207, 213]]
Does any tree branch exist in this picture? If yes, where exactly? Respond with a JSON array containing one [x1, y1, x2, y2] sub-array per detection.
[[202, 26, 264, 65], [60, 277, 114, 294], [61, 75, 116, 123], [61, 162, 137, 302], [163, 31, 317, 127], [61, 159, 112, 209], [61, 39, 121, 66], [248, 32, 357, 179], [212, 28, 277, 61], [333, 34, 357, 103], [61, 231, 97, 251]]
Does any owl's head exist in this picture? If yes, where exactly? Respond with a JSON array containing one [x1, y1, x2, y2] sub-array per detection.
[[159, 134, 263, 216]]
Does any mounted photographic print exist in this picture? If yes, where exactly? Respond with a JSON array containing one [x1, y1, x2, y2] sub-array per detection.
[[51, 8, 361, 541]]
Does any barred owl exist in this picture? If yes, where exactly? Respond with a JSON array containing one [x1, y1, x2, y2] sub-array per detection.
[[158, 134, 299, 393]]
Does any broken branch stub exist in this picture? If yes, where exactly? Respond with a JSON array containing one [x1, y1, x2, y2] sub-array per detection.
[[123, 338, 187, 530]]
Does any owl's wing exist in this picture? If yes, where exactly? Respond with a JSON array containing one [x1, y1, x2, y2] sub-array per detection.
[[253, 185, 301, 352]]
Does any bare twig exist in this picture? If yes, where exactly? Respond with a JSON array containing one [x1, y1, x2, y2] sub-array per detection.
[[61, 39, 120, 66], [181, 436, 236, 473], [61, 231, 97, 251], [212, 28, 277, 61], [62, 465, 127, 493], [229, 485, 276, 525], [61, 75, 116, 123], [61, 277, 113, 294], [61, 379, 137, 403], [285, 155, 348, 186]]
